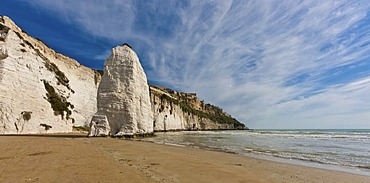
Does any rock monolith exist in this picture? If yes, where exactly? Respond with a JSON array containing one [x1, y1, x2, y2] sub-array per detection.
[[88, 44, 153, 137]]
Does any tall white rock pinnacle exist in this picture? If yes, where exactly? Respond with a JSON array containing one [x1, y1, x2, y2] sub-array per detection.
[[89, 44, 153, 137]]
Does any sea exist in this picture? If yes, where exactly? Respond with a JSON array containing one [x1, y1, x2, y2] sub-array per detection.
[[141, 129, 370, 176]]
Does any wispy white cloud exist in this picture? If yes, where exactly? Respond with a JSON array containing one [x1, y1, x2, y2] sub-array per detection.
[[31, 0, 136, 41], [29, 0, 370, 129], [93, 49, 111, 61]]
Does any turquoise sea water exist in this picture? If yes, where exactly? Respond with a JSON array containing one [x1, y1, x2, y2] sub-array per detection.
[[142, 129, 370, 176]]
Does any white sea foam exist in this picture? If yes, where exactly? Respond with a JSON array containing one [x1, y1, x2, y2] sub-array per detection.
[[143, 130, 370, 175]]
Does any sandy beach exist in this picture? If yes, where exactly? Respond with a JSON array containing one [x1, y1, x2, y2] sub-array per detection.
[[0, 134, 369, 183]]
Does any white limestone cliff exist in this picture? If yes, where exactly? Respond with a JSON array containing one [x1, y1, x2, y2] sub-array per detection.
[[0, 16, 100, 134], [0, 15, 245, 135], [150, 85, 246, 131], [89, 115, 110, 137], [88, 44, 153, 137]]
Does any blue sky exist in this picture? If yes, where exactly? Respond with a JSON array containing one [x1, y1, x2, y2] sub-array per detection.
[[2, 0, 370, 129]]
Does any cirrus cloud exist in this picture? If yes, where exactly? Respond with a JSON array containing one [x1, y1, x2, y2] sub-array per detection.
[[26, 0, 370, 129]]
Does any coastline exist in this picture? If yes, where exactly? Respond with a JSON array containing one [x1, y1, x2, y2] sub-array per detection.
[[144, 130, 370, 176], [0, 134, 369, 183]]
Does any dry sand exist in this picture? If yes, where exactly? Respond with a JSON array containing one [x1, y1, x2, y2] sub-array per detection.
[[0, 134, 369, 183]]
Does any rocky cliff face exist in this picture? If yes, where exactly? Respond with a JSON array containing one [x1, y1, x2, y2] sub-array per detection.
[[0, 16, 246, 135], [89, 44, 153, 137], [0, 16, 100, 134], [150, 85, 246, 131]]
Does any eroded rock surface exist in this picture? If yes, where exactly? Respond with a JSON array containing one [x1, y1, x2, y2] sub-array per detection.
[[90, 44, 153, 137], [88, 115, 110, 137], [150, 85, 246, 131], [0, 16, 99, 134]]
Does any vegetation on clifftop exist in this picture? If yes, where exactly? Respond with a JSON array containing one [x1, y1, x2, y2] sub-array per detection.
[[153, 86, 245, 129], [12, 27, 73, 92]]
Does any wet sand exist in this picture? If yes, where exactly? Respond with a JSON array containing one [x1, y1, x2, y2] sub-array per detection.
[[0, 134, 369, 183]]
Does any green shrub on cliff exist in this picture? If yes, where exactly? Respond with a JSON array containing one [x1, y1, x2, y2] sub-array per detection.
[[156, 90, 244, 127], [22, 111, 32, 121], [44, 61, 70, 89], [43, 80, 73, 120]]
